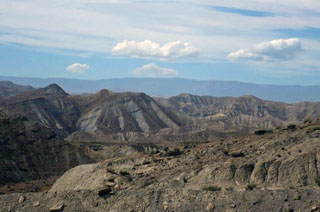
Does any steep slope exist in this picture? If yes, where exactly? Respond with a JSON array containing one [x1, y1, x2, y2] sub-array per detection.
[[0, 84, 182, 136], [0, 111, 93, 187], [75, 90, 181, 134], [0, 81, 34, 97], [0, 84, 80, 133]]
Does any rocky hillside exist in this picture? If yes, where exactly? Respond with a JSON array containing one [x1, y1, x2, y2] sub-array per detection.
[[0, 111, 93, 188], [0, 81, 34, 98], [1, 120, 320, 211], [0, 84, 80, 133], [0, 84, 182, 136], [156, 93, 320, 130], [75, 89, 181, 135]]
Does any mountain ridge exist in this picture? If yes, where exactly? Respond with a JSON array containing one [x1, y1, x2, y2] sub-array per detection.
[[1, 82, 320, 142], [1, 76, 320, 103]]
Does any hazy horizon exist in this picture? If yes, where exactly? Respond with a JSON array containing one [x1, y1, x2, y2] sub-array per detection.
[[2, 75, 320, 103], [1, 75, 320, 87]]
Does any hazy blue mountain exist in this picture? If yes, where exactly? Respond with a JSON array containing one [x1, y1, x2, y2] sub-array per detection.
[[0, 81, 34, 97], [0, 76, 319, 103]]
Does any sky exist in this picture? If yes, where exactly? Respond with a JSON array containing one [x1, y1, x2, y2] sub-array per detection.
[[0, 0, 320, 85]]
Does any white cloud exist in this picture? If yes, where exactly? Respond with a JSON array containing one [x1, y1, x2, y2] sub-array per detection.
[[0, 0, 320, 71], [133, 63, 178, 78], [111, 40, 199, 61], [66, 63, 90, 73], [227, 38, 303, 62]]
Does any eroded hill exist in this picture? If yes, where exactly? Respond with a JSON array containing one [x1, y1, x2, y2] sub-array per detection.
[[1, 83, 320, 143], [157, 93, 320, 131], [0, 84, 182, 137]]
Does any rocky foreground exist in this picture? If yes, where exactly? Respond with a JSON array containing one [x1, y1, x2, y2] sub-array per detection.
[[1, 120, 320, 211]]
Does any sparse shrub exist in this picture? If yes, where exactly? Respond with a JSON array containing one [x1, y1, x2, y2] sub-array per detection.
[[286, 124, 297, 131], [230, 152, 245, 158], [19, 116, 29, 122], [119, 170, 130, 176], [106, 168, 117, 175], [107, 178, 114, 183], [226, 187, 234, 191], [315, 175, 320, 186], [222, 150, 229, 155], [202, 185, 221, 192], [304, 119, 312, 124], [254, 130, 272, 135], [142, 160, 151, 165], [126, 176, 133, 182], [246, 184, 256, 191], [165, 148, 183, 157], [306, 126, 320, 133]]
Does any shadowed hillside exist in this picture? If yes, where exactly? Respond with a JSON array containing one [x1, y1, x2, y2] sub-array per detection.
[[0, 110, 93, 188]]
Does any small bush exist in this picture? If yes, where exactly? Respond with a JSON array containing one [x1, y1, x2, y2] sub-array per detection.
[[119, 170, 130, 176], [222, 150, 229, 155], [254, 130, 272, 135], [230, 152, 245, 158], [286, 124, 297, 131], [106, 168, 117, 174], [165, 148, 183, 157], [246, 184, 256, 191], [307, 126, 320, 133], [315, 175, 320, 186], [142, 160, 151, 165], [202, 185, 221, 192], [226, 187, 234, 191]]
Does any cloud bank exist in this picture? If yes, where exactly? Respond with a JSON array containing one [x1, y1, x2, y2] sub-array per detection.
[[66, 63, 90, 73], [133, 63, 178, 78], [228, 38, 302, 62], [112, 40, 199, 60]]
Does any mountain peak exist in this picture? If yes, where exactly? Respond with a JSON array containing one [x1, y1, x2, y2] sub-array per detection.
[[96, 89, 114, 97], [44, 84, 68, 96], [177, 93, 194, 98]]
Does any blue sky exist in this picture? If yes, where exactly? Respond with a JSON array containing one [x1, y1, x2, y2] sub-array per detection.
[[0, 0, 320, 85]]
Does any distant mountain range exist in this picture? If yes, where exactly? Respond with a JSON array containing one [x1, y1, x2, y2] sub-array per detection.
[[1, 81, 320, 143], [0, 76, 320, 103]]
